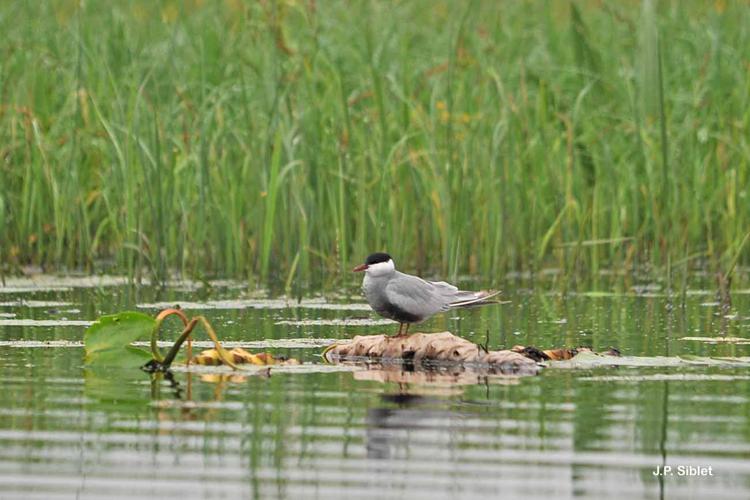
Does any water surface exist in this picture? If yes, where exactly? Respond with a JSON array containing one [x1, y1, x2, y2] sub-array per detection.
[[1, 279, 749, 499]]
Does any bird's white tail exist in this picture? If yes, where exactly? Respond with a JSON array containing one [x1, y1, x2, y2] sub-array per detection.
[[449, 289, 502, 308]]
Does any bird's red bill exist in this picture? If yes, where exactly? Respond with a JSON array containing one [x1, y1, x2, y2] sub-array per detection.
[[352, 264, 368, 272]]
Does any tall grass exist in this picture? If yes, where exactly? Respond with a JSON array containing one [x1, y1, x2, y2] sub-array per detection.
[[1, 0, 749, 288]]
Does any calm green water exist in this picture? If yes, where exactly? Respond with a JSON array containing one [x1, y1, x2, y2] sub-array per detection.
[[1, 278, 750, 499]]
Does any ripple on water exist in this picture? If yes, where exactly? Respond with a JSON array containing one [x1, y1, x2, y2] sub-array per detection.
[[275, 318, 394, 326], [136, 298, 372, 311], [0, 319, 93, 327], [0, 300, 74, 308], [1, 280, 750, 499]]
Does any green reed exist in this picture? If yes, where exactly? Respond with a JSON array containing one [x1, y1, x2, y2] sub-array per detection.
[[1, 1, 748, 288]]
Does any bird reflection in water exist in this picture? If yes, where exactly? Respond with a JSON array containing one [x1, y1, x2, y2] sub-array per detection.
[[362, 365, 522, 460]]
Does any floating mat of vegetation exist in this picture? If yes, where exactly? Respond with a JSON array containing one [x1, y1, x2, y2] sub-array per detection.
[[323, 332, 750, 374], [323, 332, 542, 375]]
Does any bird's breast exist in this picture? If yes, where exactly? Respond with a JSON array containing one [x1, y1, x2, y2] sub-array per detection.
[[362, 275, 423, 323]]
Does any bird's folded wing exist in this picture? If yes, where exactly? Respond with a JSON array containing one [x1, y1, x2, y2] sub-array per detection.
[[385, 273, 451, 315], [450, 289, 502, 307]]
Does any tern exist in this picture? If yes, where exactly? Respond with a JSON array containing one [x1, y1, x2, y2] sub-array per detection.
[[353, 252, 501, 336]]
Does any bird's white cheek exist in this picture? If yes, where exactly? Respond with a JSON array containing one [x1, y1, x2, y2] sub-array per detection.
[[366, 260, 395, 276]]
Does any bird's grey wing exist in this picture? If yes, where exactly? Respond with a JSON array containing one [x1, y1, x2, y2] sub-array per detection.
[[426, 280, 463, 306], [426, 280, 501, 307], [449, 289, 502, 307], [384, 272, 453, 317]]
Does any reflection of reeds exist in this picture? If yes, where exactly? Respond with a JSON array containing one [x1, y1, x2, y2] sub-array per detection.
[[1, 1, 748, 287]]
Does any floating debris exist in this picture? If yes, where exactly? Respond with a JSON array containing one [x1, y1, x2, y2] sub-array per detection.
[[169, 363, 363, 376], [323, 332, 539, 374], [0, 319, 93, 327], [137, 298, 371, 311], [275, 318, 394, 326], [192, 347, 299, 366], [323, 332, 750, 373], [511, 345, 620, 362], [0, 340, 85, 348], [136, 338, 336, 349], [681, 336, 750, 345], [0, 275, 247, 291], [0, 300, 73, 308], [0, 275, 129, 289], [0, 338, 336, 349], [579, 374, 750, 382], [547, 352, 750, 369], [0, 286, 72, 294]]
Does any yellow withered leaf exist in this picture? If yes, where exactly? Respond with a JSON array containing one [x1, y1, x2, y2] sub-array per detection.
[[229, 347, 266, 365], [192, 347, 299, 367], [193, 349, 223, 365]]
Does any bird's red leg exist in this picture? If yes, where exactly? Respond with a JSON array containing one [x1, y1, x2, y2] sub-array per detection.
[[393, 323, 409, 338]]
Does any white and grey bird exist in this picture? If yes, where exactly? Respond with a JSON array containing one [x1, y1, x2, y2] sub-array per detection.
[[353, 252, 501, 336]]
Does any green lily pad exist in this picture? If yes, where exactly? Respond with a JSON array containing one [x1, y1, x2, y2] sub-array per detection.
[[84, 311, 155, 367]]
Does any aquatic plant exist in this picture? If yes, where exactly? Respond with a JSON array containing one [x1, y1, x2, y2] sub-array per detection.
[[1, 2, 748, 287], [84, 308, 292, 371]]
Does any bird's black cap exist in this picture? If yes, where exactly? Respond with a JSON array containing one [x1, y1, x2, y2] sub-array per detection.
[[365, 252, 392, 265]]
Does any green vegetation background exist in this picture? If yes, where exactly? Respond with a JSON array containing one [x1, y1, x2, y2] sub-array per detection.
[[1, 0, 748, 287]]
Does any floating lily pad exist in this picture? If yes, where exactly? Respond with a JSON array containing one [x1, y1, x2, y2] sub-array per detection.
[[84, 312, 155, 367]]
